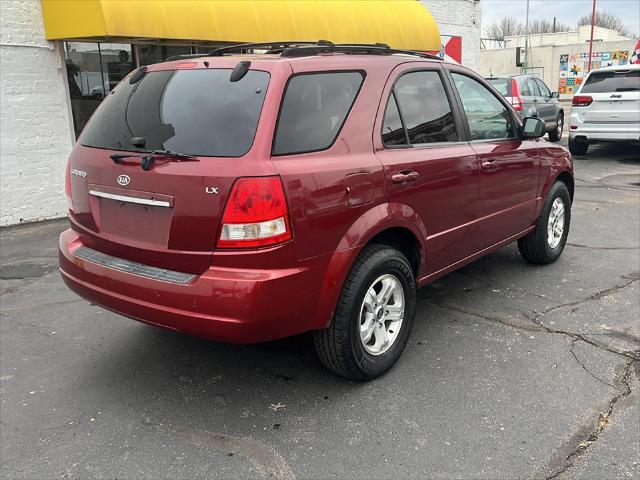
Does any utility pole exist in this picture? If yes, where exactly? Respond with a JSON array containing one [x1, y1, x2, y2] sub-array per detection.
[[524, 0, 530, 73], [587, 0, 597, 72]]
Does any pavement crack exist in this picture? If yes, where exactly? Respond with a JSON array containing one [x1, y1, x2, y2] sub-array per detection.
[[567, 242, 639, 251], [568, 338, 619, 391], [543, 361, 636, 480]]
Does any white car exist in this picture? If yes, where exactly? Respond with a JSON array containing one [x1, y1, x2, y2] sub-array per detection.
[[569, 64, 640, 155]]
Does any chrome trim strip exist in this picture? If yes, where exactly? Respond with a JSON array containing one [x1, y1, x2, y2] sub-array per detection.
[[89, 190, 171, 208], [73, 247, 196, 285]]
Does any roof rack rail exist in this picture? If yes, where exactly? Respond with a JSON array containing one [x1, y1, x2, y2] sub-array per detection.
[[209, 41, 320, 56], [164, 41, 443, 62], [280, 42, 442, 61], [164, 53, 211, 62]]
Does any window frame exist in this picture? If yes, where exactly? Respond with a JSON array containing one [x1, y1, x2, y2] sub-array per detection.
[[380, 67, 467, 150], [444, 68, 521, 144], [534, 78, 552, 98], [271, 69, 366, 157]]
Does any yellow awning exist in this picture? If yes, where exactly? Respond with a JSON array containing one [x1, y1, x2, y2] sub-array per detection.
[[41, 0, 440, 51]]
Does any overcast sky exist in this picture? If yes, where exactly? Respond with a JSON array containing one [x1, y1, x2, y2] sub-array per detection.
[[481, 0, 639, 37]]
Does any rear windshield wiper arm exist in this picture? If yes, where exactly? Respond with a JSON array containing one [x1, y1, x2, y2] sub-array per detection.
[[110, 150, 198, 171]]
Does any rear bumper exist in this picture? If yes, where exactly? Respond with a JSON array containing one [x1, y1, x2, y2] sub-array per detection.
[[569, 114, 640, 142], [59, 229, 338, 343]]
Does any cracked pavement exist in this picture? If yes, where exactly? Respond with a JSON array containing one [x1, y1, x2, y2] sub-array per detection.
[[1, 140, 638, 479]]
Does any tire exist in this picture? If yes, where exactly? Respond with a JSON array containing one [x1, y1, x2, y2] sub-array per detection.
[[548, 113, 563, 142], [569, 137, 588, 155], [313, 244, 416, 380], [518, 181, 571, 264]]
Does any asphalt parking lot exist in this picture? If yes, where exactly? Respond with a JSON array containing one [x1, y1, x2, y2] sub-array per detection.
[[1, 139, 639, 480]]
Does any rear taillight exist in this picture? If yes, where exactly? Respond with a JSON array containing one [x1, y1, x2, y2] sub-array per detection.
[[572, 95, 593, 107], [217, 176, 292, 248], [511, 78, 523, 112], [64, 160, 74, 211]]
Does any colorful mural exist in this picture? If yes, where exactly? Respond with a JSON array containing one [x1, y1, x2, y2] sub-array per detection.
[[558, 49, 631, 94]]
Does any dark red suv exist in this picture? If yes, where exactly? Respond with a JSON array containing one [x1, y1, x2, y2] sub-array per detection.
[[59, 43, 574, 380]]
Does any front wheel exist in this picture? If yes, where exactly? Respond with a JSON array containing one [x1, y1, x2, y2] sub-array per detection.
[[569, 137, 588, 155], [313, 244, 416, 380], [518, 181, 571, 264]]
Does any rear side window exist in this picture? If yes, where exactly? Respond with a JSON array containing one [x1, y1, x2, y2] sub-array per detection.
[[535, 78, 552, 97], [273, 72, 364, 155], [382, 70, 458, 147], [521, 79, 540, 96], [487, 78, 512, 97], [581, 70, 640, 93], [80, 69, 270, 157]]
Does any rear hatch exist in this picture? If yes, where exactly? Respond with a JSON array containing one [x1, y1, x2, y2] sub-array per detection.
[[67, 64, 274, 274], [578, 69, 640, 124]]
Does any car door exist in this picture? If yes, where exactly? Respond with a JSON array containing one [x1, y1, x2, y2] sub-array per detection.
[[519, 77, 539, 119], [447, 68, 540, 250], [374, 64, 479, 275], [534, 78, 557, 127]]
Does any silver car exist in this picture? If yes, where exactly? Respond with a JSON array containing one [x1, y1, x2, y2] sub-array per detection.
[[568, 64, 640, 155], [486, 74, 564, 142]]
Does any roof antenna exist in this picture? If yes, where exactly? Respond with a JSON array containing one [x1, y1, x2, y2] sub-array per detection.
[[230, 61, 251, 82]]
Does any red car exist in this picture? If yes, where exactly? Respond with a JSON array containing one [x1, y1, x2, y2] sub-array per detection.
[[59, 43, 573, 380]]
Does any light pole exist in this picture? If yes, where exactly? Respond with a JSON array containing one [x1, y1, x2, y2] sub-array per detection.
[[587, 0, 597, 72], [524, 0, 530, 73]]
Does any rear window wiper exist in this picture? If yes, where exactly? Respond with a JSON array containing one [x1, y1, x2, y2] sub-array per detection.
[[110, 150, 198, 171], [615, 87, 640, 92]]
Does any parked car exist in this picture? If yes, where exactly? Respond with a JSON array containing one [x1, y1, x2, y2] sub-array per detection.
[[59, 42, 574, 380], [486, 74, 564, 142], [568, 64, 640, 155]]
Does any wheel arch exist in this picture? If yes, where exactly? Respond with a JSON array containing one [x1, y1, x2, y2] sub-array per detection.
[[312, 203, 427, 329]]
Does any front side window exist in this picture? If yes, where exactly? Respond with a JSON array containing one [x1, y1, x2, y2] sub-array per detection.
[[382, 70, 458, 147], [80, 69, 270, 157], [451, 73, 515, 141], [273, 72, 364, 155]]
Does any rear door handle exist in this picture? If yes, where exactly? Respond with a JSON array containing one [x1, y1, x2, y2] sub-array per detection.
[[481, 159, 499, 172], [391, 171, 420, 184]]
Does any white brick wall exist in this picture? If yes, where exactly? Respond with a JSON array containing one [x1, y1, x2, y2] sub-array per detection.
[[1, 0, 73, 226], [421, 0, 482, 71]]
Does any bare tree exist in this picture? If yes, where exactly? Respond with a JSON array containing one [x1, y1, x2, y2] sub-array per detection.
[[484, 17, 525, 41], [528, 19, 570, 35], [578, 10, 632, 37]]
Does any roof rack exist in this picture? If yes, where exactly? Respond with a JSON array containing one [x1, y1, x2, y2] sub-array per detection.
[[164, 40, 442, 63], [280, 42, 442, 60]]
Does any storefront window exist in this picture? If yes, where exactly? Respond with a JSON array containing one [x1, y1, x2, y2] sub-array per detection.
[[64, 42, 135, 138], [137, 45, 192, 66]]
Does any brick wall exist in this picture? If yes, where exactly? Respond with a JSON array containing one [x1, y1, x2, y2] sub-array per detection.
[[420, 0, 482, 70], [0, 0, 73, 226]]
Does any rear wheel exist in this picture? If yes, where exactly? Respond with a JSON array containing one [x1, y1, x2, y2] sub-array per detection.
[[548, 113, 563, 142], [313, 244, 416, 380], [569, 137, 588, 155], [518, 181, 571, 264]]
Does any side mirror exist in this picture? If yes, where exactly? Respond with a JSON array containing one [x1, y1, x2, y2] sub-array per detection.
[[551, 91, 559, 98], [522, 117, 545, 139]]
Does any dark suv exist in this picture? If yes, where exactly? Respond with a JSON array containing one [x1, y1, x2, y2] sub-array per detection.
[[486, 74, 564, 142], [59, 43, 574, 380]]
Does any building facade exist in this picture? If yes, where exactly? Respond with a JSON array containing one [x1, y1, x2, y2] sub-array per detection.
[[479, 38, 637, 99], [1, 0, 481, 226], [421, 0, 482, 70]]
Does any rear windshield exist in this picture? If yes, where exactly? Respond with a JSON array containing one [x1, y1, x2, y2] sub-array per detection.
[[581, 70, 640, 93], [487, 78, 512, 97], [273, 72, 364, 155], [79, 69, 270, 157]]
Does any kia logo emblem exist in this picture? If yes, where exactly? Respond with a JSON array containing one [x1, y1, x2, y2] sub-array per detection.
[[117, 174, 130, 186]]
